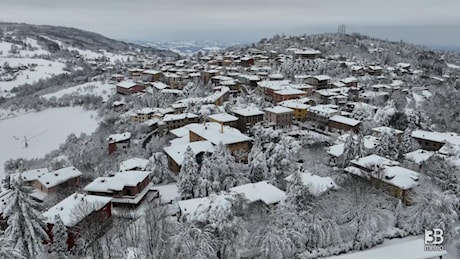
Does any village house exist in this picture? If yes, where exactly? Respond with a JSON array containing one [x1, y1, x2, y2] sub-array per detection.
[[157, 113, 200, 135], [372, 126, 404, 142], [368, 65, 383, 76], [344, 154, 419, 205], [171, 102, 188, 114], [141, 69, 162, 82], [340, 76, 358, 88], [327, 115, 361, 133], [273, 87, 308, 104], [403, 149, 435, 171], [207, 113, 239, 128], [162, 72, 181, 89], [150, 183, 180, 205], [305, 75, 331, 89], [107, 132, 131, 154], [116, 81, 145, 95], [127, 68, 144, 79], [151, 81, 170, 91], [176, 194, 232, 221], [351, 65, 365, 76], [185, 122, 253, 162], [201, 69, 220, 83], [130, 108, 156, 123], [306, 104, 340, 130], [232, 106, 265, 133], [264, 106, 294, 128], [257, 80, 291, 99], [43, 193, 112, 250], [278, 100, 310, 121], [33, 166, 82, 194], [109, 74, 124, 82], [163, 141, 215, 173], [240, 57, 255, 67], [411, 130, 460, 151], [293, 49, 322, 59], [83, 171, 154, 208]]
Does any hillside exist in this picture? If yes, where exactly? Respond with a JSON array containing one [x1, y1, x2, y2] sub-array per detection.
[[0, 22, 179, 57]]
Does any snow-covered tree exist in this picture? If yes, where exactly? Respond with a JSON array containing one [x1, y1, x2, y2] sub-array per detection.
[[302, 213, 342, 250], [178, 146, 199, 199], [421, 155, 460, 194], [0, 236, 25, 259], [51, 215, 69, 258], [286, 171, 314, 212], [373, 100, 396, 126], [398, 127, 414, 160], [3, 182, 48, 258], [195, 153, 219, 198], [248, 141, 268, 182], [400, 183, 459, 237], [172, 222, 216, 258], [266, 136, 299, 187], [211, 143, 247, 191], [149, 152, 173, 184], [375, 131, 399, 160]]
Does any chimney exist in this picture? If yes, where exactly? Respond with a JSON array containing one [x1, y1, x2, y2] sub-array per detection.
[[220, 122, 224, 133]]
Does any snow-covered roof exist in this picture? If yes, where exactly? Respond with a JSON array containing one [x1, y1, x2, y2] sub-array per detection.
[[177, 194, 233, 222], [329, 115, 360, 126], [273, 87, 307, 96], [119, 158, 150, 171], [411, 130, 460, 145], [404, 149, 435, 164], [308, 104, 339, 116], [43, 193, 111, 227], [279, 100, 310, 110], [340, 76, 358, 84], [285, 172, 337, 196], [107, 132, 131, 143], [264, 106, 294, 114], [208, 113, 238, 123], [135, 108, 155, 115], [232, 106, 264, 117], [327, 236, 446, 259], [36, 166, 82, 189], [163, 141, 215, 166], [345, 165, 419, 190], [150, 183, 180, 204], [83, 171, 150, 193], [372, 126, 403, 135], [294, 49, 321, 55], [162, 113, 199, 122], [152, 81, 169, 90], [268, 73, 284, 80], [257, 80, 291, 90], [15, 168, 49, 182], [143, 69, 161, 75], [187, 122, 252, 145], [351, 154, 399, 169], [229, 181, 286, 205], [117, 81, 139, 89], [309, 75, 331, 81]]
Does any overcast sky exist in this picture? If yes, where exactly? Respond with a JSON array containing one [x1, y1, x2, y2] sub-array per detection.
[[1, 0, 459, 47]]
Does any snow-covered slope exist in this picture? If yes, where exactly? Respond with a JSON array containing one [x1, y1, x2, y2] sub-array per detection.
[[42, 81, 116, 101], [0, 107, 100, 180]]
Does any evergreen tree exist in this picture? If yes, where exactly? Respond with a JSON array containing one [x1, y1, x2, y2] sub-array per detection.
[[398, 127, 414, 160], [266, 136, 298, 187], [3, 182, 48, 258], [150, 152, 172, 184], [178, 146, 199, 199], [248, 141, 268, 182], [196, 153, 217, 198], [375, 131, 399, 160], [51, 215, 69, 258], [212, 143, 247, 191], [172, 222, 216, 258], [0, 236, 25, 259], [286, 171, 314, 212]]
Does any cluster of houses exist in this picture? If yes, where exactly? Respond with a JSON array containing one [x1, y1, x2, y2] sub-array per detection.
[[1, 40, 458, 254]]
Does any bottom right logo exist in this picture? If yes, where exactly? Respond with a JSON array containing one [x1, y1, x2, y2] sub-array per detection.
[[424, 229, 445, 251]]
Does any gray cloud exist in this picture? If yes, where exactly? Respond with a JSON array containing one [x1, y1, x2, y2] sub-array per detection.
[[0, 0, 459, 46]]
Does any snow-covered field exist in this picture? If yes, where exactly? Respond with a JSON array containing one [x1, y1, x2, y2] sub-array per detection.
[[42, 81, 116, 101], [447, 63, 460, 69], [0, 58, 67, 97], [0, 106, 100, 180], [0, 38, 50, 57]]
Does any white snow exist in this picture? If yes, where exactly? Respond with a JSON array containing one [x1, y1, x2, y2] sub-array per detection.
[[119, 158, 150, 171], [107, 132, 131, 143], [229, 181, 286, 205], [208, 113, 238, 122], [404, 149, 435, 164], [327, 236, 446, 259], [329, 115, 360, 126], [186, 122, 252, 145], [264, 106, 294, 114], [0, 107, 100, 181], [150, 183, 180, 204], [35, 166, 82, 188], [177, 194, 232, 222], [83, 171, 150, 193], [163, 140, 215, 166], [0, 58, 67, 97], [412, 130, 460, 145], [285, 172, 337, 196], [232, 106, 264, 117], [42, 81, 116, 102], [446, 63, 460, 69], [43, 192, 112, 227]]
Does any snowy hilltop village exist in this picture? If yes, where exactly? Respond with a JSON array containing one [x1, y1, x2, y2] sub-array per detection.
[[1, 22, 460, 259]]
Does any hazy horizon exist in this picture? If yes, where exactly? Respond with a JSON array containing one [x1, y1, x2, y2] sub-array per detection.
[[1, 0, 460, 48]]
